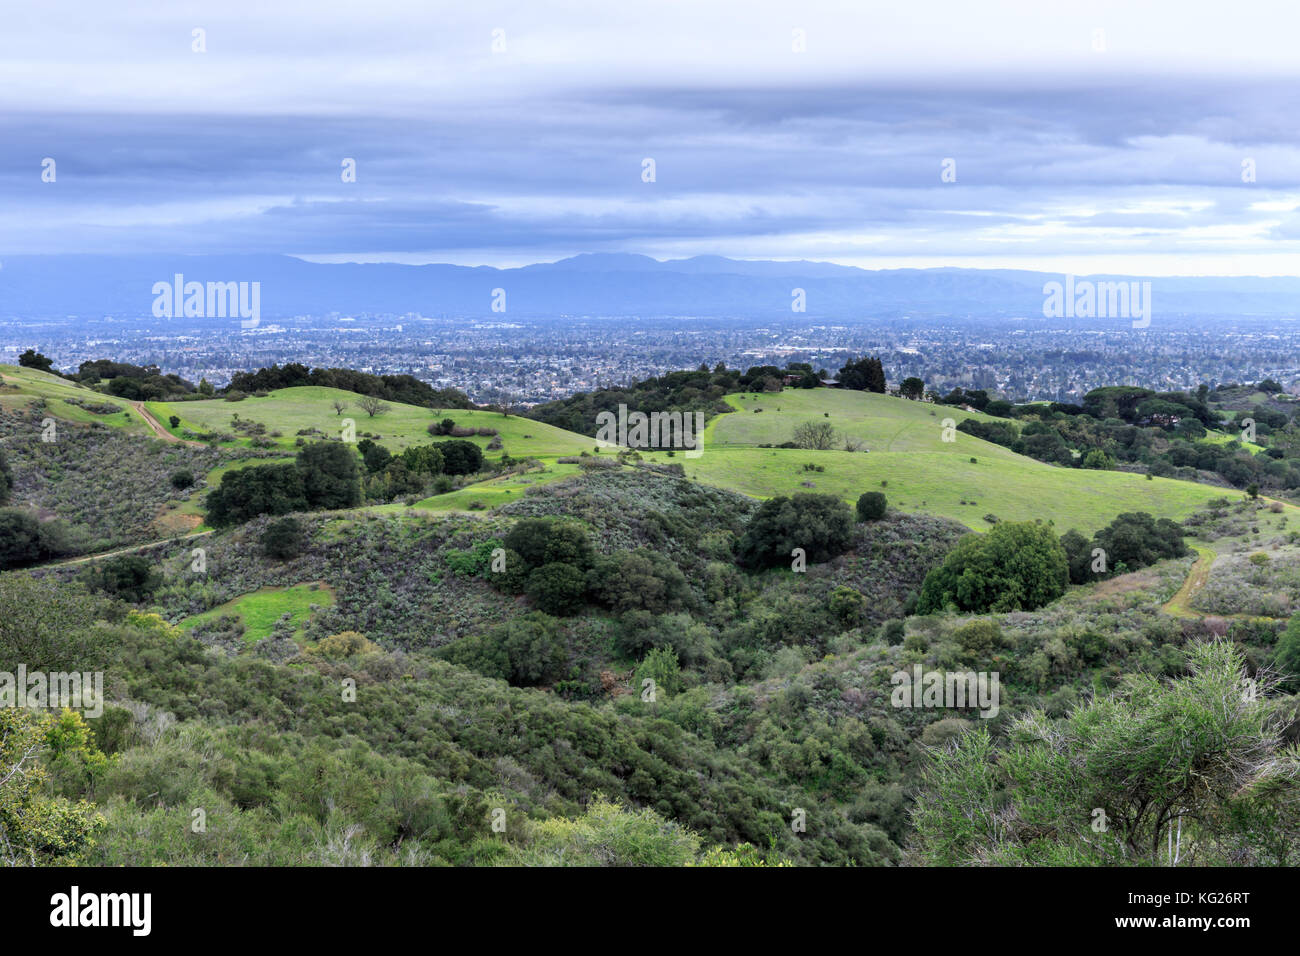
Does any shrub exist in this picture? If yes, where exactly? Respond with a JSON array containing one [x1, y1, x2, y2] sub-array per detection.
[[587, 549, 690, 615], [636, 646, 684, 700], [88, 554, 162, 603], [296, 441, 361, 510], [312, 630, 377, 659], [911, 641, 1300, 866], [437, 439, 484, 476], [952, 619, 1003, 663], [169, 469, 195, 490], [735, 493, 854, 569], [504, 518, 595, 572], [437, 613, 566, 686], [205, 464, 306, 527], [1092, 512, 1187, 574], [829, 586, 867, 627], [856, 491, 887, 521], [880, 619, 906, 646], [1277, 612, 1300, 688], [917, 521, 1068, 614], [261, 516, 307, 560], [0, 508, 64, 568], [525, 562, 589, 616]]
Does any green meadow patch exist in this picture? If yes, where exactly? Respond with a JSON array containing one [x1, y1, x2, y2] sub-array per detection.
[[177, 582, 336, 643]]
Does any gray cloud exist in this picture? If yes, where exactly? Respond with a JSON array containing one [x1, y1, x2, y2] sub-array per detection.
[[2, 2, 1299, 273]]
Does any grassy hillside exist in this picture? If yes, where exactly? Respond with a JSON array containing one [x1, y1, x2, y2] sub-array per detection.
[[635, 390, 1260, 534], [9, 358, 1287, 542], [0, 365, 152, 435], [149, 386, 593, 459], [149, 386, 608, 515]]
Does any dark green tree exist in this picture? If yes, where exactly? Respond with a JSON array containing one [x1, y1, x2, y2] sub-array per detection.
[[735, 493, 855, 569], [89, 555, 161, 603], [1092, 512, 1186, 574], [205, 464, 307, 527], [1059, 528, 1094, 585], [261, 516, 307, 560], [856, 491, 887, 521], [437, 439, 483, 476], [525, 562, 589, 616], [504, 518, 595, 572], [839, 356, 886, 393], [18, 349, 54, 372], [296, 441, 361, 510], [917, 521, 1068, 613], [0, 508, 47, 569]]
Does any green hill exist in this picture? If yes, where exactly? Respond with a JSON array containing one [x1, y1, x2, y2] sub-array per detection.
[[148, 386, 594, 460], [9, 362, 1288, 539], [638, 389, 1266, 534], [0, 365, 152, 434]]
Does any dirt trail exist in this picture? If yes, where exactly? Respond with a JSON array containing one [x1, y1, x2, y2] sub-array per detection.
[[42, 530, 213, 568], [131, 402, 206, 447], [1162, 544, 1277, 623], [1163, 544, 1215, 618]]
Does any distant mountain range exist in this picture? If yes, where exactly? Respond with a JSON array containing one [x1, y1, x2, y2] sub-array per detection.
[[1, 252, 1298, 319]]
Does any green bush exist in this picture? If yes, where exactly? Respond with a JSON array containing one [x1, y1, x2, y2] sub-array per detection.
[[856, 491, 887, 521], [296, 441, 361, 510], [88, 554, 162, 603], [261, 516, 307, 560], [635, 646, 684, 700], [504, 518, 595, 572], [437, 439, 484, 476], [917, 521, 1068, 614], [436, 613, 566, 686], [735, 493, 854, 569], [206, 464, 306, 527], [525, 562, 588, 616]]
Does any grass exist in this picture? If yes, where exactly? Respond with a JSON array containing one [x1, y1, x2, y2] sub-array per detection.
[[1198, 430, 1264, 454], [147, 387, 593, 460], [0, 365, 153, 435], [14, 362, 1292, 536], [636, 390, 1273, 535], [149, 386, 600, 515], [177, 582, 336, 643]]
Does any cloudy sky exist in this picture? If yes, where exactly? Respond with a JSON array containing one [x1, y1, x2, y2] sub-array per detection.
[[3, 0, 1300, 274]]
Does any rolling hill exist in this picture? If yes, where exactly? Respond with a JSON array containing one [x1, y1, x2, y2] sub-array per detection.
[[4, 362, 1286, 540], [637, 389, 1261, 534]]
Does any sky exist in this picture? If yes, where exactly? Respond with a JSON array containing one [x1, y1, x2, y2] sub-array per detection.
[[2, 0, 1300, 274]]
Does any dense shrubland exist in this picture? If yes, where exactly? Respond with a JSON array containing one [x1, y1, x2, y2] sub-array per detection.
[[6, 371, 1300, 868], [0, 407, 229, 559]]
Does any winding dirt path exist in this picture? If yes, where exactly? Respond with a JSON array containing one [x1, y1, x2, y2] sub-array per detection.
[[131, 402, 205, 447]]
